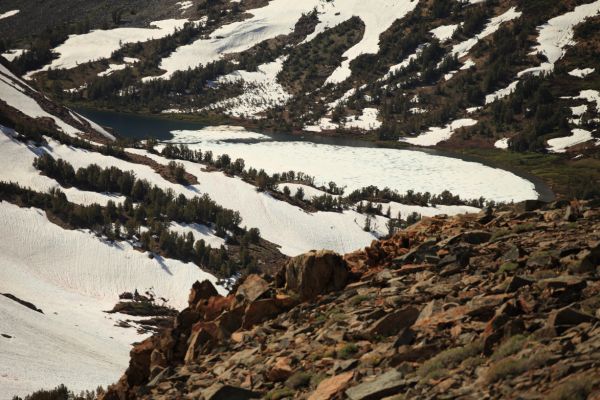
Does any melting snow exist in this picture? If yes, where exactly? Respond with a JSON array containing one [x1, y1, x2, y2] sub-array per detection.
[[400, 118, 478, 146], [430, 24, 459, 42], [569, 68, 595, 78], [29, 19, 188, 74], [201, 57, 291, 119], [494, 138, 510, 149], [547, 128, 595, 152], [518, 1, 600, 77], [0, 9, 19, 20]]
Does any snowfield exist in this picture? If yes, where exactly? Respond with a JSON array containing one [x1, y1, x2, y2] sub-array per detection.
[[151, 0, 418, 83], [373, 202, 480, 220], [28, 19, 188, 74], [518, 1, 600, 77], [201, 57, 291, 119], [0, 127, 124, 206], [451, 7, 522, 59], [399, 118, 478, 146], [152, 0, 322, 79], [317, 0, 419, 85], [0, 201, 223, 399]]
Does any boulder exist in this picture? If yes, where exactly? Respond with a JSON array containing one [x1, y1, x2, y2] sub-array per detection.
[[242, 299, 282, 329], [267, 357, 293, 382], [368, 306, 420, 337], [235, 274, 271, 303], [283, 250, 349, 300], [461, 230, 492, 245], [345, 369, 405, 400], [125, 337, 155, 387], [184, 323, 219, 364], [308, 371, 354, 400], [202, 384, 261, 400], [188, 280, 219, 307], [547, 306, 597, 334]]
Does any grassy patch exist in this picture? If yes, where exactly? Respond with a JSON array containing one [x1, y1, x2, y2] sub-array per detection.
[[338, 343, 359, 360], [513, 223, 537, 234], [491, 228, 511, 241], [491, 335, 528, 361], [265, 387, 295, 400], [349, 294, 371, 306], [498, 262, 520, 274], [484, 351, 551, 383], [548, 374, 598, 400], [285, 371, 312, 389], [418, 341, 483, 380]]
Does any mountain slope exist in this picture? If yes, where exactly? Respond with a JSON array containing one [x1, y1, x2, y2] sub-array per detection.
[[101, 200, 600, 400], [3, 0, 598, 158]]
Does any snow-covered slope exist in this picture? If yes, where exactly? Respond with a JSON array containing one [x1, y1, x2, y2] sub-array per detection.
[[28, 19, 189, 74], [0, 126, 124, 206], [0, 201, 223, 399], [0, 63, 114, 140], [152, 0, 322, 80]]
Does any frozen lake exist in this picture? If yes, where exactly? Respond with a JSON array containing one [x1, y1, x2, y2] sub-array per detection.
[[76, 109, 542, 203]]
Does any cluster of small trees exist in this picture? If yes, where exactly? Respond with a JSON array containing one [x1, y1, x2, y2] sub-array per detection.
[[159, 143, 344, 195], [347, 186, 488, 208], [33, 153, 243, 236]]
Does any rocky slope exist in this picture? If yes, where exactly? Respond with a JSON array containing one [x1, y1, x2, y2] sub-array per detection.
[[101, 199, 600, 400]]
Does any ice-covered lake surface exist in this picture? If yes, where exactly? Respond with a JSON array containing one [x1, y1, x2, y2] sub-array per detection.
[[165, 126, 539, 203], [75, 109, 540, 203]]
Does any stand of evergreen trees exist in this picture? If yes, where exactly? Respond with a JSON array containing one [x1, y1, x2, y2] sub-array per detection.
[[33, 153, 243, 236], [0, 180, 260, 277], [347, 186, 490, 208]]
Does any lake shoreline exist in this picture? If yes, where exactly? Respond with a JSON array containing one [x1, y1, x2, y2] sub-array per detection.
[[75, 107, 555, 203]]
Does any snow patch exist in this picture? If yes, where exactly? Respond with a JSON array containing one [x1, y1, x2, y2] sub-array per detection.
[[518, 1, 600, 77], [451, 7, 522, 59], [29, 19, 188, 74], [569, 68, 595, 78], [430, 24, 459, 42], [0, 9, 19, 20], [1, 49, 26, 62], [322, 0, 419, 85], [485, 80, 519, 104], [547, 128, 595, 153], [400, 118, 478, 146], [201, 57, 291, 119], [494, 138, 510, 149]]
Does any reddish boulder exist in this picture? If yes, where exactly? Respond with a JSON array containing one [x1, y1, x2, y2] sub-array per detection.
[[283, 250, 350, 300]]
